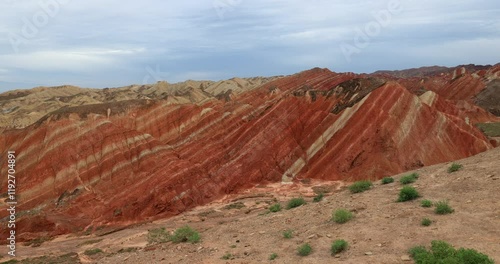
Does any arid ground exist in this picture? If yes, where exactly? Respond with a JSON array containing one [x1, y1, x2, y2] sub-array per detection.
[[5, 146, 499, 264]]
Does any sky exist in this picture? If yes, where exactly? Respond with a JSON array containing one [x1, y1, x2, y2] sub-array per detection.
[[0, 0, 499, 92]]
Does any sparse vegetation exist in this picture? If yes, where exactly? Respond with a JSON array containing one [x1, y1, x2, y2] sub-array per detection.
[[381, 177, 394, 184], [84, 248, 103, 256], [170, 226, 201, 243], [409, 240, 493, 264], [269, 203, 282, 213], [476, 122, 500, 137], [77, 239, 103, 247], [283, 229, 293, 239], [397, 186, 420, 202], [434, 200, 454, 214], [224, 202, 246, 210], [421, 199, 433, 208], [331, 239, 349, 254], [333, 209, 353, 224], [0, 252, 79, 264], [421, 218, 432, 226], [400, 173, 419, 184], [348, 180, 373, 193], [23, 236, 53, 247], [117, 247, 139, 254], [221, 253, 233, 260], [313, 192, 324, 202], [269, 253, 278, 260], [147, 227, 170, 244], [286, 197, 306, 209], [448, 163, 463, 173], [297, 243, 312, 256]]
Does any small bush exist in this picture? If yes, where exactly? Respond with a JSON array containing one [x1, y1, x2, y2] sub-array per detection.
[[221, 253, 233, 260], [331, 239, 349, 254], [287, 197, 306, 209], [117, 247, 138, 254], [400, 173, 419, 184], [421, 200, 433, 208], [409, 240, 493, 264], [269, 253, 278, 260], [83, 248, 103, 256], [283, 229, 293, 239], [269, 203, 282, 213], [381, 177, 394, 184], [434, 200, 454, 215], [170, 226, 200, 243], [313, 193, 324, 202], [397, 186, 420, 202], [223, 202, 245, 210], [147, 227, 170, 244], [348, 181, 373, 193], [297, 243, 312, 256], [332, 209, 353, 224], [23, 236, 53, 247], [448, 163, 463, 173], [421, 218, 432, 226]]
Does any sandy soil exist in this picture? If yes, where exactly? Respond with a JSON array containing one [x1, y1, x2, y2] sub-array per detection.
[[5, 147, 500, 264]]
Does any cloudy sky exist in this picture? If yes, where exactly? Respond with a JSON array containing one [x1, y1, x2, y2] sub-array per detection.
[[0, 0, 499, 92]]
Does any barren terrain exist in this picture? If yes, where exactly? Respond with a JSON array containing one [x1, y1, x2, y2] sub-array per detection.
[[5, 146, 499, 263]]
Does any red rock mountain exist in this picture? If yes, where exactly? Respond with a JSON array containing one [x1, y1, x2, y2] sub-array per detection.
[[1, 66, 499, 241]]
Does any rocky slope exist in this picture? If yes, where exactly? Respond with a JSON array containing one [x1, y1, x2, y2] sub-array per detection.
[[0, 65, 499, 241], [0, 77, 277, 128]]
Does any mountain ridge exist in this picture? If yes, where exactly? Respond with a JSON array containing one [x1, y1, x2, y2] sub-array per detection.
[[0, 64, 499, 241]]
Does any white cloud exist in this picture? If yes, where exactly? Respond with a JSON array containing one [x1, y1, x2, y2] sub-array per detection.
[[0, 0, 499, 91], [0, 48, 145, 72]]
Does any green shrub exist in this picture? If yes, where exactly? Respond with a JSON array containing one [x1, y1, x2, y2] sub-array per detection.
[[397, 186, 420, 202], [409, 240, 493, 264], [421, 218, 432, 226], [400, 173, 419, 184], [170, 226, 200, 243], [287, 197, 306, 209], [269, 203, 282, 213], [83, 248, 103, 256], [283, 229, 293, 239], [313, 193, 324, 202], [381, 177, 394, 184], [435, 200, 454, 215], [221, 253, 233, 260], [476, 122, 500, 137], [421, 200, 433, 208], [331, 239, 349, 254], [269, 253, 278, 260], [332, 209, 353, 224], [147, 227, 170, 244], [223, 202, 245, 210], [448, 163, 463, 173], [297, 243, 312, 256], [348, 181, 373, 193]]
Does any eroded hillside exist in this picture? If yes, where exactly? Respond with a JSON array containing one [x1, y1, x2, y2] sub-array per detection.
[[0, 65, 499, 242]]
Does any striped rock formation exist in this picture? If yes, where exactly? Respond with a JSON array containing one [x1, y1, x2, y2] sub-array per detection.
[[0, 66, 498, 241]]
